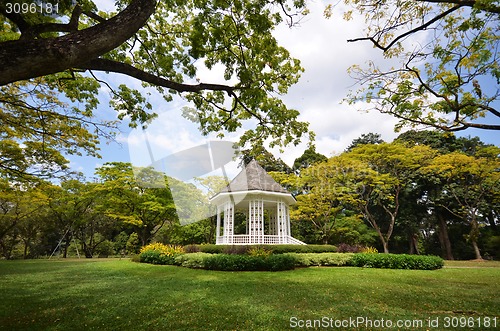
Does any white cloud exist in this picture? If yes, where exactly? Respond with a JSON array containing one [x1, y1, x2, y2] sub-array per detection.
[[81, 2, 414, 177], [267, 2, 402, 165]]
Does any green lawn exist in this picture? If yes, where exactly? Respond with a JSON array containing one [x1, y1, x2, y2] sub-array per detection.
[[0, 259, 498, 330]]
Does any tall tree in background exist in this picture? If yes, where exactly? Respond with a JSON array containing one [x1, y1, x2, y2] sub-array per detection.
[[343, 143, 436, 253], [0, 0, 310, 181], [292, 145, 327, 172], [345, 132, 384, 152], [421, 151, 500, 260], [337, 0, 500, 131], [94, 162, 177, 246]]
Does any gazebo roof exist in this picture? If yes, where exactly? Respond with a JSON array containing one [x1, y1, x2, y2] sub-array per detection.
[[219, 159, 289, 194]]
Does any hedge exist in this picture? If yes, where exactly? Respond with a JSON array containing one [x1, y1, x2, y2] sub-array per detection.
[[173, 253, 296, 271], [286, 253, 354, 267], [348, 253, 444, 270], [139, 250, 444, 271], [187, 244, 337, 254]]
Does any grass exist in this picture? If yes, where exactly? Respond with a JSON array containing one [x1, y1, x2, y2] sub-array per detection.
[[0, 259, 499, 330]]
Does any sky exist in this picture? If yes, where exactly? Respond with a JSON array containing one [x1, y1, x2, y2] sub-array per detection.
[[69, 0, 499, 182]]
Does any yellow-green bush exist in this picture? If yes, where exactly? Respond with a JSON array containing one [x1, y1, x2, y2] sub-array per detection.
[[361, 246, 378, 254], [139, 243, 185, 265]]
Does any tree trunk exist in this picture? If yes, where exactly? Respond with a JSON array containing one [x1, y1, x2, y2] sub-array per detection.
[[409, 233, 420, 255], [471, 240, 482, 260], [382, 240, 389, 254], [63, 233, 72, 258], [437, 212, 454, 260], [469, 215, 483, 260], [0, 0, 157, 85]]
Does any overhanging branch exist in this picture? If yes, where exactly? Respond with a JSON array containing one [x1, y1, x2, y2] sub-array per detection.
[[0, 0, 157, 86], [77, 58, 238, 95], [347, 5, 464, 52]]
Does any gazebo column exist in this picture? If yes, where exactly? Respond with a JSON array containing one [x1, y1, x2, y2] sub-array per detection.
[[216, 205, 221, 244], [277, 201, 287, 243], [284, 204, 291, 236], [249, 199, 264, 244], [223, 201, 234, 244]]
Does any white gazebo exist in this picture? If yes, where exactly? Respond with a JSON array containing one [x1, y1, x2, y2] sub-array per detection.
[[210, 160, 305, 245]]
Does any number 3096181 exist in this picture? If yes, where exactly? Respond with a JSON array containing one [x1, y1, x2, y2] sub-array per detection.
[[5, 2, 60, 15]]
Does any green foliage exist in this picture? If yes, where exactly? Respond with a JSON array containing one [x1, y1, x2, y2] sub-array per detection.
[[342, 0, 500, 131], [113, 231, 129, 254], [174, 252, 213, 268], [247, 246, 272, 258], [126, 233, 140, 254], [193, 244, 337, 254], [485, 236, 500, 259], [95, 240, 115, 258], [139, 250, 175, 265], [0, 0, 312, 179], [202, 253, 296, 271], [349, 254, 444, 270], [345, 133, 384, 152], [292, 145, 328, 172], [173, 252, 296, 271], [286, 253, 354, 267], [196, 244, 224, 254]]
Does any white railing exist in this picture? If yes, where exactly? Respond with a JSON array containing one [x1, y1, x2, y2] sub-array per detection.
[[216, 235, 306, 245]]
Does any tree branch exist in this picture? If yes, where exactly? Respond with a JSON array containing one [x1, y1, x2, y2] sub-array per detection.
[[348, 5, 464, 52], [77, 58, 237, 95], [417, 0, 500, 14], [0, 0, 157, 86], [19, 5, 83, 40]]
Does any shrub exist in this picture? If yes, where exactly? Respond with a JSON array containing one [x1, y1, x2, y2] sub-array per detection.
[[183, 245, 200, 253], [247, 246, 272, 258], [197, 244, 225, 254], [202, 254, 296, 271], [193, 244, 337, 255], [95, 240, 115, 258], [304, 245, 338, 253], [286, 253, 354, 267], [139, 243, 185, 265], [174, 252, 212, 268], [361, 246, 378, 254], [349, 254, 444, 270], [223, 245, 249, 255], [337, 243, 364, 253], [265, 254, 297, 271], [126, 233, 140, 254]]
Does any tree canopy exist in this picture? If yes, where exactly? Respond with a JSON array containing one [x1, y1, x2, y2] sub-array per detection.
[[0, 0, 311, 180], [337, 0, 500, 131]]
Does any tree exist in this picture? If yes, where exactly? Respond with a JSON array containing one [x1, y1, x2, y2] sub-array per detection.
[[338, 0, 500, 131], [0, 1, 311, 181], [292, 145, 327, 172], [345, 133, 384, 152], [291, 156, 365, 244], [239, 145, 293, 173], [94, 162, 178, 246], [421, 152, 500, 260], [345, 143, 437, 253], [0, 179, 51, 258]]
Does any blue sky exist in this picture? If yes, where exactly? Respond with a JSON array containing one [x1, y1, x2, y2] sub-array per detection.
[[69, 1, 499, 182]]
